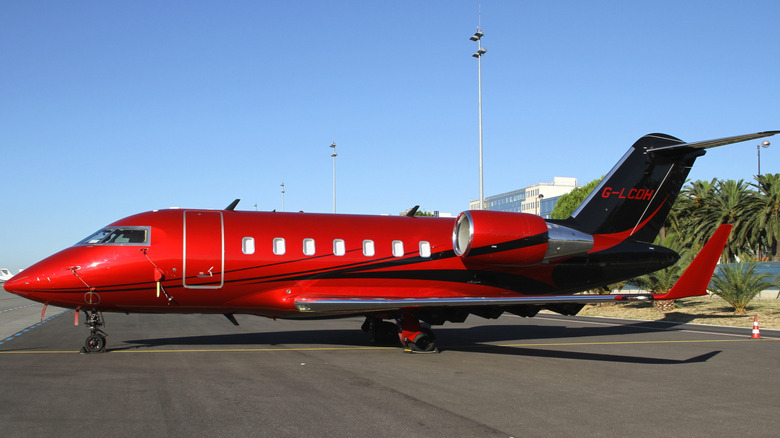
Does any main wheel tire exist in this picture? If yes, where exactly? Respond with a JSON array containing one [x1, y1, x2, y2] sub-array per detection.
[[84, 334, 106, 353], [409, 332, 437, 352]]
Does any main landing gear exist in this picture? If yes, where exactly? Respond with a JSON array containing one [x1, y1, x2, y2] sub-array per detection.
[[80, 310, 107, 354], [362, 313, 438, 353]]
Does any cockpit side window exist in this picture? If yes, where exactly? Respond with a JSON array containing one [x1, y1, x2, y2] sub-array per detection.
[[78, 227, 150, 245]]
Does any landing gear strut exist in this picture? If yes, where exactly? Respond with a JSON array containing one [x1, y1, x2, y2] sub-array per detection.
[[81, 310, 107, 353]]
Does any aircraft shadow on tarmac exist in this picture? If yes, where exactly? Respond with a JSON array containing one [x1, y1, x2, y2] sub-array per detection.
[[445, 345, 721, 364], [116, 319, 721, 364]]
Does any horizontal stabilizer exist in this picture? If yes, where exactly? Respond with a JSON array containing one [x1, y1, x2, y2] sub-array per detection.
[[646, 131, 778, 153]]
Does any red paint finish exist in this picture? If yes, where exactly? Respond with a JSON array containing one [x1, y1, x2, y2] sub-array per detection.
[[3, 206, 730, 320], [5, 210, 467, 316]]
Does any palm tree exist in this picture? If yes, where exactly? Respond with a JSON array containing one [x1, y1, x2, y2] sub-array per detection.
[[709, 263, 776, 314], [689, 179, 758, 262], [670, 178, 718, 238], [749, 174, 780, 261], [667, 179, 716, 248]]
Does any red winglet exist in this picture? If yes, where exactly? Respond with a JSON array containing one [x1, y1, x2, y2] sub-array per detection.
[[654, 224, 732, 300]]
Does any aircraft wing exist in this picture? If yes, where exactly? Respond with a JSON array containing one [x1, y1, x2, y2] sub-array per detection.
[[296, 224, 732, 314], [295, 292, 654, 313]]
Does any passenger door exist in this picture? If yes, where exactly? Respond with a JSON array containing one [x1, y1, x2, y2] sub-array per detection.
[[183, 211, 224, 289]]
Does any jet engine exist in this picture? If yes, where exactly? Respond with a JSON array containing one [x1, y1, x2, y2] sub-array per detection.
[[453, 210, 594, 267]]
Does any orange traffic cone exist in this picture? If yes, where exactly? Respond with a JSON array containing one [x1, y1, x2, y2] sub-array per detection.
[[751, 316, 761, 339]]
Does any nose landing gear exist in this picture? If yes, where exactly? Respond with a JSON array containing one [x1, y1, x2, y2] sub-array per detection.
[[80, 310, 107, 353]]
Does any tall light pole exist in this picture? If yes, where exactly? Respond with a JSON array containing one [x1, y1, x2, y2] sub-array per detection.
[[757, 140, 770, 176], [470, 28, 486, 209], [330, 142, 337, 213], [280, 182, 285, 212], [756, 140, 770, 261]]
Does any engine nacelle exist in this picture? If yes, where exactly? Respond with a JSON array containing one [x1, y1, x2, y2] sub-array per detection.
[[453, 211, 596, 267], [452, 210, 549, 267]]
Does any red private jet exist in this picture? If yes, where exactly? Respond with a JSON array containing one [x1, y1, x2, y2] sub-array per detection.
[[4, 131, 777, 353]]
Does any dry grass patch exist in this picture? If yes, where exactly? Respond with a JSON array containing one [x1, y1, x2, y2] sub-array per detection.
[[579, 295, 780, 330]]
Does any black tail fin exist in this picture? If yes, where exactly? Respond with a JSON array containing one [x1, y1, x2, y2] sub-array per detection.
[[563, 131, 778, 243]]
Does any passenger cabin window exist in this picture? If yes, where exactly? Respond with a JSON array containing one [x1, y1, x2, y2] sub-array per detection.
[[303, 238, 316, 256], [363, 240, 375, 257], [273, 238, 286, 255], [333, 239, 345, 256], [392, 240, 404, 257], [242, 237, 255, 255], [78, 227, 150, 245], [419, 241, 431, 258]]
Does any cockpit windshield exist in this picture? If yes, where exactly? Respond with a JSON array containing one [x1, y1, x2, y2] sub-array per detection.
[[77, 227, 150, 245]]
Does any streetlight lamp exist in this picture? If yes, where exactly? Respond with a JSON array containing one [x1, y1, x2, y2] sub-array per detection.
[[537, 194, 544, 217], [757, 140, 770, 176], [470, 28, 486, 210], [330, 142, 337, 213]]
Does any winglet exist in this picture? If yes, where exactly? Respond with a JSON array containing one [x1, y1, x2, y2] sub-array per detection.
[[654, 224, 732, 300]]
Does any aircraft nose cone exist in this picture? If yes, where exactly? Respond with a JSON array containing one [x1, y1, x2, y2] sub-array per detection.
[[3, 275, 27, 297], [3, 272, 34, 296], [2, 266, 62, 300]]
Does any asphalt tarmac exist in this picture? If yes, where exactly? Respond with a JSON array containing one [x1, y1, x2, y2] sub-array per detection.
[[1, 292, 778, 438]]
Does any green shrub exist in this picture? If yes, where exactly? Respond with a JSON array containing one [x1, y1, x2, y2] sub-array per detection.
[[709, 263, 776, 314]]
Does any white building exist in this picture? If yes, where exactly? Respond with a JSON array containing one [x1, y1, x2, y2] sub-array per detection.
[[469, 177, 577, 218]]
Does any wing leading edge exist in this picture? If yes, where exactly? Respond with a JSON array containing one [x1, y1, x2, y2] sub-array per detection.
[[295, 224, 732, 314]]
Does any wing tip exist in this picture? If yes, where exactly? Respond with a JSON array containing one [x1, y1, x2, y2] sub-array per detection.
[[654, 224, 732, 300]]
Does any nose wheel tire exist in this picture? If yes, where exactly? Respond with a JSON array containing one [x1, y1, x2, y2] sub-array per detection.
[[84, 334, 106, 353]]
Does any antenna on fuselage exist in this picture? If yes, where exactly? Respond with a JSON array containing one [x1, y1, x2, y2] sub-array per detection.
[[225, 199, 240, 211]]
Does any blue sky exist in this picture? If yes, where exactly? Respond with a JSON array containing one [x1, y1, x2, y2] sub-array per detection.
[[2, 1, 778, 271]]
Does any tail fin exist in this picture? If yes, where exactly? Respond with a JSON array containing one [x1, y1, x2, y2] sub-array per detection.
[[564, 131, 778, 243]]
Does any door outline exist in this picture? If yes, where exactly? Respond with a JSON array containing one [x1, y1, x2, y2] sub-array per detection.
[[183, 211, 225, 289]]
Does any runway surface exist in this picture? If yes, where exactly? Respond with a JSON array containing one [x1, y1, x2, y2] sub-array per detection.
[[1, 292, 778, 437]]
